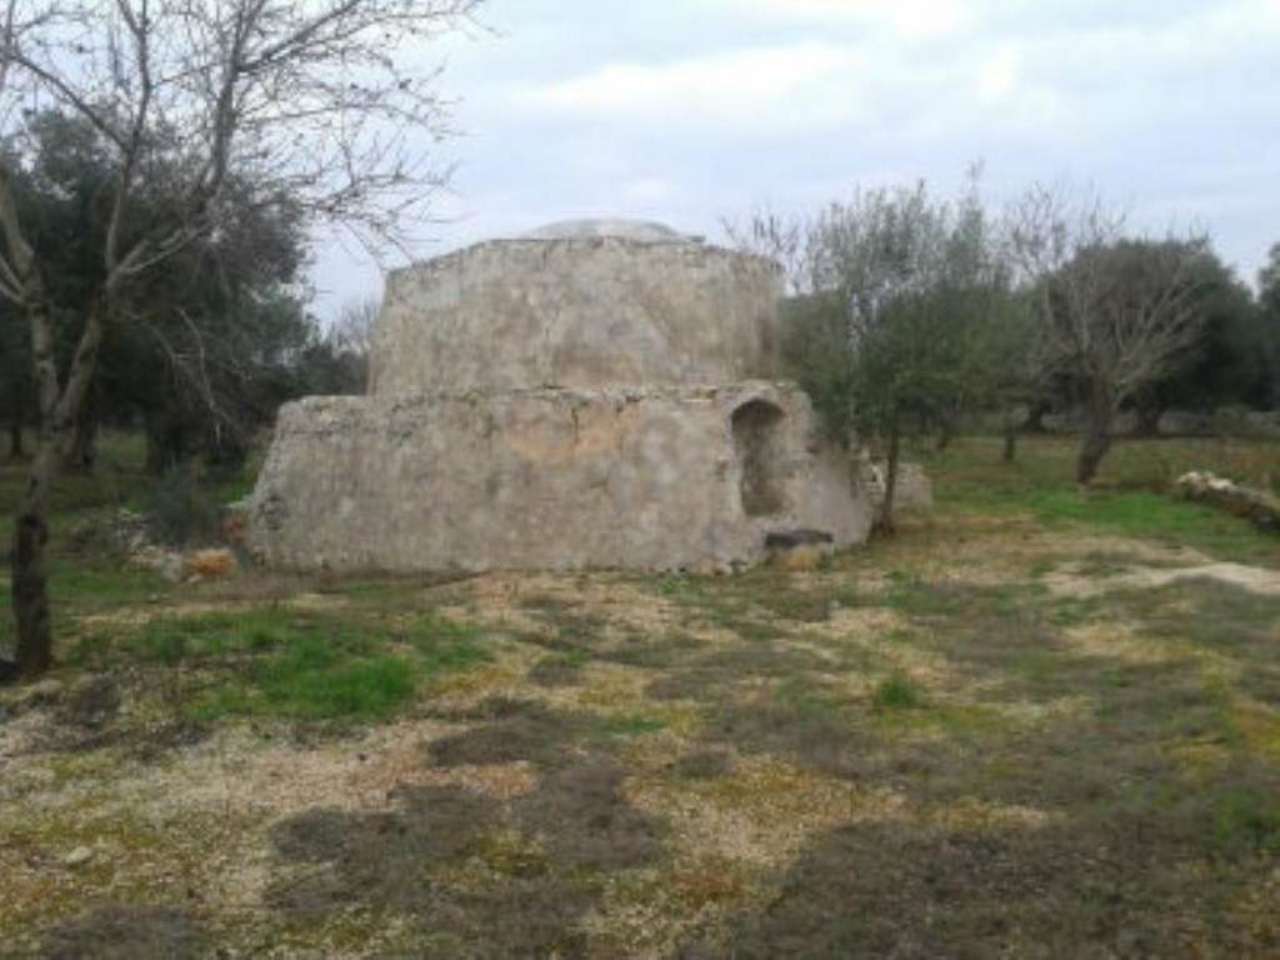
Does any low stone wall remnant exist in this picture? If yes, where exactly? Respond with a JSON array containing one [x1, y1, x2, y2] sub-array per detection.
[[1175, 471, 1280, 534]]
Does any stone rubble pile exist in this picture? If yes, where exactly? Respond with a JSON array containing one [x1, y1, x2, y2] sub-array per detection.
[[1175, 471, 1280, 533], [100, 508, 240, 583]]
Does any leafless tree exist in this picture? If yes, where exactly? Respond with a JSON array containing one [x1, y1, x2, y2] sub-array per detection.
[[0, 0, 480, 678], [1006, 185, 1210, 485]]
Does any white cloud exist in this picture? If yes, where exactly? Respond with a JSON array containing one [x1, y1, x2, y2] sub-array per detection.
[[514, 43, 867, 131], [620, 176, 679, 206], [977, 46, 1019, 102], [730, 0, 971, 38]]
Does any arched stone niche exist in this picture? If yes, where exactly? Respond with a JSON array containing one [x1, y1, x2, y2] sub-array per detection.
[[732, 399, 786, 517]]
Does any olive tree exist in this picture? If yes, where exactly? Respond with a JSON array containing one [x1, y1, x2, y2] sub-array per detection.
[[1007, 187, 1211, 484], [776, 178, 1018, 532], [0, 0, 480, 679]]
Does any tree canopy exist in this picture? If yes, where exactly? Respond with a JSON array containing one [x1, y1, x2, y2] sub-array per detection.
[[771, 178, 1019, 530]]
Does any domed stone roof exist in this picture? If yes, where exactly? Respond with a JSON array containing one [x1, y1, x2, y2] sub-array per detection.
[[521, 218, 695, 243], [377, 225, 778, 396]]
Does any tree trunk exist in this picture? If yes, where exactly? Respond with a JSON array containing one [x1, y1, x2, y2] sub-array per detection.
[[1024, 398, 1051, 434], [145, 409, 188, 476], [1133, 403, 1163, 438], [877, 424, 901, 535], [61, 382, 99, 473], [1264, 335, 1280, 412], [11, 298, 106, 679], [1075, 382, 1114, 486], [8, 383, 24, 459], [1000, 404, 1021, 463], [205, 427, 248, 478], [145, 415, 166, 476], [12, 441, 57, 676], [935, 418, 954, 452]]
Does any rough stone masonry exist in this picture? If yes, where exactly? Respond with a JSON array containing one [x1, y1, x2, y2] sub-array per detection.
[[249, 220, 874, 573]]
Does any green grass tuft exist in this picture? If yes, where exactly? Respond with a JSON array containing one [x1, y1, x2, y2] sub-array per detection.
[[596, 713, 668, 737], [1213, 786, 1280, 854], [403, 614, 492, 672], [71, 607, 493, 724], [72, 609, 306, 667], [253, 646, 417, 720], [873, 672, 923, 711]]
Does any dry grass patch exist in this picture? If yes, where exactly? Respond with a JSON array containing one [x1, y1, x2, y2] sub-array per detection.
[[37, 905, 208, 960], [3, 800, 268, 956], [631, 752, 907, 871], [583, 854, 771, 958], [1060, 620, 1195, 664], [1046, 561, 1280, 599], [1231, 702, 1280, 764]]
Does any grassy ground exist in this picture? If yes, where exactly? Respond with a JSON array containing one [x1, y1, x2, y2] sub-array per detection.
[[2, 434, 1280, 957]]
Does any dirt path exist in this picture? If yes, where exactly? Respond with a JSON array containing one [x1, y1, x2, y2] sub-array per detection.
[[1049, 560, 1280, 598]]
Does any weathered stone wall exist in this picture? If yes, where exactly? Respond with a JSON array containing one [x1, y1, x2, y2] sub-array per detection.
[[371, 238, 782, 396], [249, 382, 870, 574]]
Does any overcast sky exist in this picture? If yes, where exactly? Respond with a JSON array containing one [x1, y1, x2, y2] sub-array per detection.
[[309, 0, 1280, 319]]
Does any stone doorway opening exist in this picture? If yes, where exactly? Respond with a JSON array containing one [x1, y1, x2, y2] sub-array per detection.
[[732, 399, 786, 517]]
